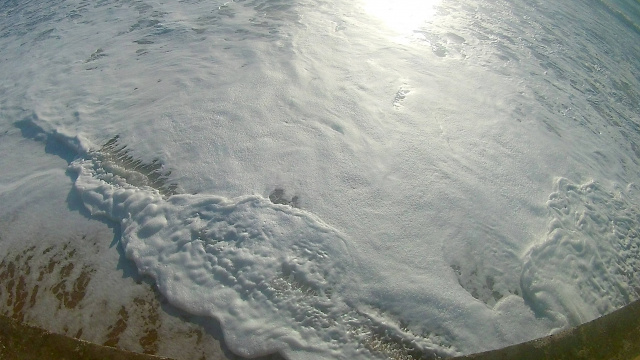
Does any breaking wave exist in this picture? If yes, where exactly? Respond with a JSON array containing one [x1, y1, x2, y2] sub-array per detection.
[[20, 118, 457, 359]]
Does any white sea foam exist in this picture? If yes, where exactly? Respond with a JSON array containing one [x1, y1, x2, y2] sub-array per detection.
[[65, 132, 461, 359], [2, 0, 640, 358], [521, 178, 640, 328]]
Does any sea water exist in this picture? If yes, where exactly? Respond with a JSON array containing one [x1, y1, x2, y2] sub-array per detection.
[[1, 0, 640, 358]]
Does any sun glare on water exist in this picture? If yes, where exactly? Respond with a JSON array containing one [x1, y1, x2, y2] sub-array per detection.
[[363, 0, 442, 34]]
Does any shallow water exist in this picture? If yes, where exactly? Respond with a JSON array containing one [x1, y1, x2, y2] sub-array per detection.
[[1, 0, 640, 358]]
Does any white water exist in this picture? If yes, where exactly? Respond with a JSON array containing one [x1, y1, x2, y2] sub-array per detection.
[[1, 0, 640, 358]]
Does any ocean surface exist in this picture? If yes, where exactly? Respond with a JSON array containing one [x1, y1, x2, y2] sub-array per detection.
[[1, 0, 640, 358]]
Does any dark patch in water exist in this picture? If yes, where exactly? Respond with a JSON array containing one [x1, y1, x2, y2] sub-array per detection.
[[268, 188, 299, 208], [95, 135, 179, 197]]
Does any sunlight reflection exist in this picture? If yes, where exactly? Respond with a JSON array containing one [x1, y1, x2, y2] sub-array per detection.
[[364, 0, 442, 34]]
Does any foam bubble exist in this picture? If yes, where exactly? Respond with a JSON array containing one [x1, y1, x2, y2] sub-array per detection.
[[521, 178, 640, 328], [68, 135, 460, 359]]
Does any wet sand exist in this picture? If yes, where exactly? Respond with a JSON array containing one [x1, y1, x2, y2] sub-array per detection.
[[0, 314, 172, 360], [3, 298, 640, 360]]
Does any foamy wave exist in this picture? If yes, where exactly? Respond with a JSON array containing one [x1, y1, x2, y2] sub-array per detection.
[[66, 135, 456, 359], [20, 118, 640, 357], [521, 177, 640, 329]]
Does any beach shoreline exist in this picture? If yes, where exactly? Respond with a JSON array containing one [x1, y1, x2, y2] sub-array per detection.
[[3, 298, 640, 360]]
